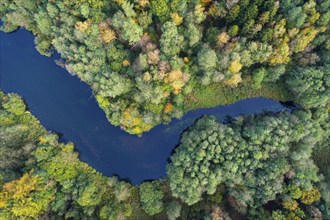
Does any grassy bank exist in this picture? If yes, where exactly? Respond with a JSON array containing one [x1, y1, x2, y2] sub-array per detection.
[[184, 78, 293, 112]]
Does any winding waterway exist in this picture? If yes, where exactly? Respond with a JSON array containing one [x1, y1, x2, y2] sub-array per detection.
[[0, 28, 287, 184]]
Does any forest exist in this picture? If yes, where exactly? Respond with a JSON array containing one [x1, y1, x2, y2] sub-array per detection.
[[0, 0, 329, 134], [0, 91, 329, 219], [0, 0, 330, 219]]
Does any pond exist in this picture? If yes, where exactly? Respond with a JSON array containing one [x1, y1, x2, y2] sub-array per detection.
[[0, 28, 287, 184]]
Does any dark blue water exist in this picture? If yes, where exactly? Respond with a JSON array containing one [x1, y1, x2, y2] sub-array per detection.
[[0, 29, 286, 184]]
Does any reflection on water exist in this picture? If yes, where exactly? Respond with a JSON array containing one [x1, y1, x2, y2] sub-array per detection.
[[0, 28, 287, 184]]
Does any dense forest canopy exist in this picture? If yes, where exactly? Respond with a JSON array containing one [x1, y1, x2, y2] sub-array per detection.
[[167, 113, 323, 205], [0, 0, 330, 219], [167, 110, 330, 219], [0, 91, 329, 219], [0, 0, 329, 134]]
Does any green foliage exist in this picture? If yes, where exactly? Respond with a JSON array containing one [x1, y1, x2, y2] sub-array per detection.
[[139, 181, 164, 215], [263, 65, 287, 83], [228, 25, 239, 37], [1, 0, 330, 216], [166, 201, 181, 220], [286, 65, 330, 108], [185, 23, 202, 47], [252, 68, 266, 89], [2, 93, 26, 116], [167, 111, 322, 206], [183, 77, 293, 112], [286, 7, 307, 28], [160, 21, 184, 57], [35, 145, 79, 189], [0, 92, 142, 219], [99, 204, 120, 220], [96, 72, 132, 98], [0, 91, 329, 219], [0, 92, 44, 184], [112, 10, 143, 45], [77, 183, 102, 207], [198, 47, 218, 71], [312, 108, 330, 206], [150, 0, 170, 21], [34, 11, 52, 35], [287, 184, 302, 200], [0, 0, 328, 135], [0, 171, 55, 219], [34, 35, 53, 56], [272, 210, 286, 220]]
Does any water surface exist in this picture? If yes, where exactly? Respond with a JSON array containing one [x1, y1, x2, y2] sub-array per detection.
[[0, 29, 286, 184]]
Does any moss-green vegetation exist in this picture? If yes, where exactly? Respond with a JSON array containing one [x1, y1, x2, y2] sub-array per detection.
[[167, 108, 330, 219], [0, 91, 151, 219], [184, 78, 293, 112], [1, 0, 329, 134], [168, 112, 320, 205], [1, 0, 330, 219], [1, 91, 329, 219]]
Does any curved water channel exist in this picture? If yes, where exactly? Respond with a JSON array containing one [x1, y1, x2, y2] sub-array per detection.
[[0, 28, 287, 184]]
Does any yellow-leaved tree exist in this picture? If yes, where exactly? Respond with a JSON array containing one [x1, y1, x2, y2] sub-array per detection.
[[268, 40, 290, 65], [164, 70, 190, 95], [121, 106, 153, 134], [99, 21, 116, 43], [0, 171, 54, 219], [223, 74, 242, 88], [292, 27, 319, 53], [228, 60, 242, 74]]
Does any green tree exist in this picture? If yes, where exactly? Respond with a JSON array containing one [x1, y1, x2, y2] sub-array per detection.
[[0, 172, 54, 219], [286, 6, 307, 28], [198, 47, 218, 71], [228, 25, 239, 37], [286, 66, 330, 108], [99, 204, 120, 220], [150, 0, 170, 21], [139, 181, 164, 215], [252, 68, 266, 89], [112, 11, 143, 45], [0, 92, 44, 184], [185, 23, 202, 47], [160, 21, 184, 57], [96, 72, 132, 98], [167, 112, 321, 206], [77, 183, 102, 207], [263, 65, 286, 82], [2, 94, 26, 116], [166, 201, 181, 220]]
